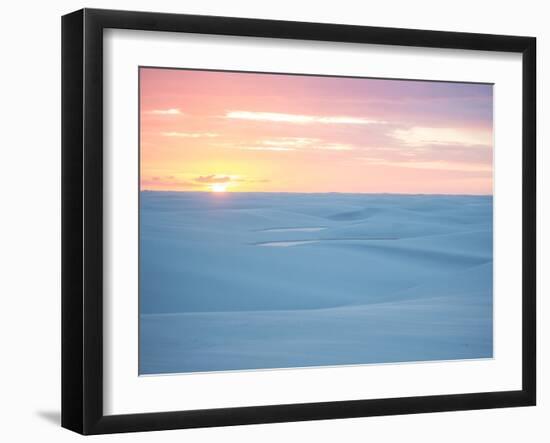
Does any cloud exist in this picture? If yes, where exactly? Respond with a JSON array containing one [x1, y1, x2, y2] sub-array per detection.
[[359, 157, 492, 173], [161, 132, 218, 138], [142, 174, 269, 190], [239, 137, 354, 152], [392, 126, 492, 147], [148, 108, 182, 115], [262, 138, 319, 147], [225, 111, 385, 125], [356, 140, 492, 175], [315, 144, 354, 151], [141, 176, 199, 189], [240, 137, 315, 152], [243, 147, 296, 152], [194, 175, 233, 184]]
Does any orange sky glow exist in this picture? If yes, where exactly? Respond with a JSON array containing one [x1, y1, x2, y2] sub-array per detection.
[[140, 68, 493, 194]]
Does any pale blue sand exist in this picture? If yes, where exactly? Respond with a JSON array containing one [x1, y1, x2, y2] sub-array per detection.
[[139, 192, 493, 374]]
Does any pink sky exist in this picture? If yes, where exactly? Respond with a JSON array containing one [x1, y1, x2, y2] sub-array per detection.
[[140, 67, 493, 194]]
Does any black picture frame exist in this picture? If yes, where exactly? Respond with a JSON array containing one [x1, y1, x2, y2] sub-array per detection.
[[62, 8, 536, 435]]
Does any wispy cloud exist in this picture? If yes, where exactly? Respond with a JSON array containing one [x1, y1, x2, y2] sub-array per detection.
[[141, 175, 199, 189], [193, 174, 270, 186], [242, 146, 296, 152], [392, 126, 492, 147], [148, 108, 182, 115], [226, 111, 385, 125], [359, 157, 492, 173], [262, 138, 319, 147], [240, 137, 316, 152], [315, 144, 355, 151], [194, 175, 233, 184], [161, 132, 218, 138], [142, 173, 270, 190], [240, 137, 354, 152]]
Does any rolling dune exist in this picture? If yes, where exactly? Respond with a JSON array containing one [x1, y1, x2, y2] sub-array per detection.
[[140, 191, 493, 374]]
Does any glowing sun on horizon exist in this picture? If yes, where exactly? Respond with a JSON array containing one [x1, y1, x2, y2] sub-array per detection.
[[211, 183, 228, 193]]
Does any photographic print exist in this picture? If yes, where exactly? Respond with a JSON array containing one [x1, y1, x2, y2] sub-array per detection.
[[139, 67, 494, 375]]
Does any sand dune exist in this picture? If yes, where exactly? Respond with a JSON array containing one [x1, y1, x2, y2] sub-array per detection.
[[257, 227, 326, 233], [140, 192, 493, 374]]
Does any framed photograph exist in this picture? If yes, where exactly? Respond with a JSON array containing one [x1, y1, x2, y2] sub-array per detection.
[[61, 8, 536, 435]]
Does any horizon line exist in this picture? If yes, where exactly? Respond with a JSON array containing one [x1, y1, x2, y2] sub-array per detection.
[[140, 189, 493, 197]]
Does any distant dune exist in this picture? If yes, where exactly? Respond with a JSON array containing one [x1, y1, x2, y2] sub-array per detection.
[[139, 192, 493, 374]]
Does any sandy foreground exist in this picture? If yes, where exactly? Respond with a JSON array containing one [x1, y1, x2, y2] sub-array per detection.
[[139, 192, 493, 374]]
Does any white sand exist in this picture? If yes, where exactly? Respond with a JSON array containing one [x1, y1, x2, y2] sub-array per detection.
[[139, 192, 493, 374]]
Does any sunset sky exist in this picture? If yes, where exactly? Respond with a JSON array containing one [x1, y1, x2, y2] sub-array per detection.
[[140, 68, 493, 194]]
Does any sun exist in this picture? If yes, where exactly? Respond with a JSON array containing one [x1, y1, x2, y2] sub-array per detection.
[[211, 183, 228, 193]]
